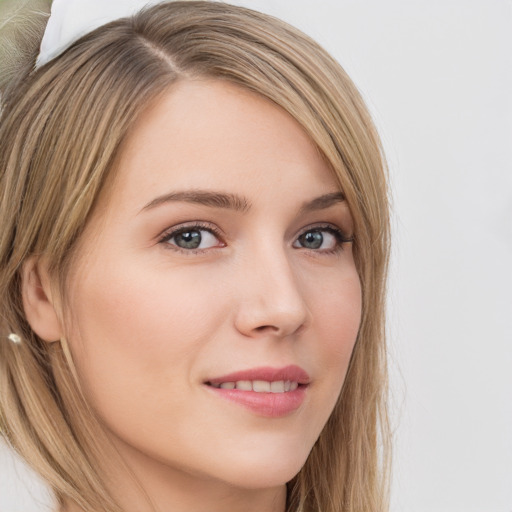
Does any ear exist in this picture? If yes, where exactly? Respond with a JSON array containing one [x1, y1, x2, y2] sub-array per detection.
[[21, 257, 63, 342]]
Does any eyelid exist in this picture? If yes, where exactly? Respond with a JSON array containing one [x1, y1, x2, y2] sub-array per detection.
[[295, 222, 353, 242]]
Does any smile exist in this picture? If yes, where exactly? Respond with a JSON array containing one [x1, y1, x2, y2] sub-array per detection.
[[208, 380, 300, 392], [204, 365, 309, 417]]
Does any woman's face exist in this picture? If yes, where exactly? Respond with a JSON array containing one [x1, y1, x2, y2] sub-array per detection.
[[65, 79, 361, 491]]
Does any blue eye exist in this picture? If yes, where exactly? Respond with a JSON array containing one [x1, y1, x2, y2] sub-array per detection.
[[297, 231, 327, 249], [159, 223, 223, 252], [293, 226, 352, 254]]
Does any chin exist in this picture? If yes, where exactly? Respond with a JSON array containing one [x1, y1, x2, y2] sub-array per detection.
[[207, 447, 310, 490]]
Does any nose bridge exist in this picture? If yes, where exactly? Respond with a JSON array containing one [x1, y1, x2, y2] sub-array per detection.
[[233, 238, 310, 338]]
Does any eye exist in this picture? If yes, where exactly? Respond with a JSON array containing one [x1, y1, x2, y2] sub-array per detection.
[[159, 223, 224, 253], [293, 225, 353, 254]]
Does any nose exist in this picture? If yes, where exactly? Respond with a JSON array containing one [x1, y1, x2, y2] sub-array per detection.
[[233, 245, 311, 339]]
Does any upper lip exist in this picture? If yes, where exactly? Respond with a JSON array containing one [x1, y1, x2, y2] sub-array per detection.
[[206, 365, 310, 386]]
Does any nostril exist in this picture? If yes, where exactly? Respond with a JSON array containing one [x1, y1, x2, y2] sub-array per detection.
[[255, 325, 278, 332]]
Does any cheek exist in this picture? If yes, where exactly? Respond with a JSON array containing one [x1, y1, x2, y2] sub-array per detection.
[[323, 279, 361, 363], [310, 264, 362, 353], [302, 266, 362, 413], [65, 259, 226, 417], [73, 255, 224, 343]]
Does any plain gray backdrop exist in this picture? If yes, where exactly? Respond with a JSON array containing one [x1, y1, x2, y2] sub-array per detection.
[[1, 1, 511, 511]]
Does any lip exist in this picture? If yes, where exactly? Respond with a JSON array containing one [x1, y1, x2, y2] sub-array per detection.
[[204, 365, 310, 418], [206, 365, 310, 386]]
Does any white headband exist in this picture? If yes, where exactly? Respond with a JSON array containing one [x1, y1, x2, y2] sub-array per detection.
[[36, 0, 166, 68]]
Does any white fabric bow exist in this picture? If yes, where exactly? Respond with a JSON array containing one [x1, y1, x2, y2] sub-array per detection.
[[36, 0, 165, 68]]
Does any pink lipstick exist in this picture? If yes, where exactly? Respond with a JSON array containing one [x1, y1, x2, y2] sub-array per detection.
[[204, 365, 309, 417]]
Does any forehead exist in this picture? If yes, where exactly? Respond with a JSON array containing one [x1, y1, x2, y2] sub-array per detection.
[[106, 79, 340, 216]]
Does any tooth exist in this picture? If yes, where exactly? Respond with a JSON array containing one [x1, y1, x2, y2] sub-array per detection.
[[253, 380, 271, 392], [289, 382, 298, 391], [270, 381, 285, 393], [220, 382, 235, 389], [236, 380, 252, 391], [284, 381, 291, 392], [210, 383, 221, 388]]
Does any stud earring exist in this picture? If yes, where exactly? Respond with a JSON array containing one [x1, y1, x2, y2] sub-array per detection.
[[7, 333, 22, 344]]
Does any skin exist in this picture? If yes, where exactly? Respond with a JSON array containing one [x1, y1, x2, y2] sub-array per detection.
[[26, 79, 362, 512]]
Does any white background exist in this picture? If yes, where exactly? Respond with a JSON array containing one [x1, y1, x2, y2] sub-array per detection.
[[1, 1, 511, 511]]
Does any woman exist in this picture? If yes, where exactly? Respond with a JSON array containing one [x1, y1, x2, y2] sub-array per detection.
[[0, 1, 390, 511]]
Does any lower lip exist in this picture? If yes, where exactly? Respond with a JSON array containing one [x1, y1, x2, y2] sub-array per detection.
[[205, 385, 307, 417]]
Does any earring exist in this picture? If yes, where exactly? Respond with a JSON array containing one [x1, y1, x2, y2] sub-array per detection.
[[7, 333, 22, 345]]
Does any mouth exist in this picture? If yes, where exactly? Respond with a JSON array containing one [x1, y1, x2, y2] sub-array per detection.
[[203, 365, 310, 417], [206, 380, 303, 393], [205, 364, 310, 390]]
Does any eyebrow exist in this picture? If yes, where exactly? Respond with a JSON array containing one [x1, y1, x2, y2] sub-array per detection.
[[140, 189, 345, 215]]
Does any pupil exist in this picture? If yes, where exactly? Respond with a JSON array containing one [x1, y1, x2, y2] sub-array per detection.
[[301, 231, 323, 249], [176, 230, 201, 249]]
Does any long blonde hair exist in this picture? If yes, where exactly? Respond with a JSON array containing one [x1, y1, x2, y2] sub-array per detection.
[[0, 2, 391, 511]]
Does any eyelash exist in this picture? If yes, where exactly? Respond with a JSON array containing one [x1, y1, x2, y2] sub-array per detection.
[[157, 221, 353, 256]]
